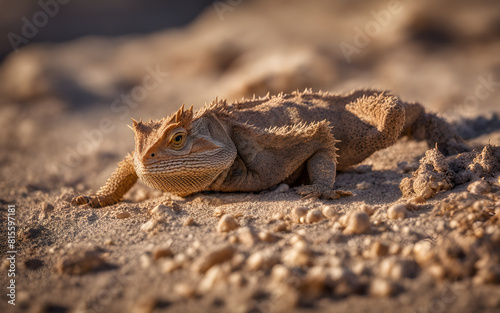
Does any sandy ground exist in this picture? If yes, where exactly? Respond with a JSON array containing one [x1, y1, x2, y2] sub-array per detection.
[[1, 0, 500, 312]]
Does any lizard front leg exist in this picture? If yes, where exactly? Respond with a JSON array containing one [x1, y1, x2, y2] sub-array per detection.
[[71, 153, 138, 208], [296, 149, 352, 199]]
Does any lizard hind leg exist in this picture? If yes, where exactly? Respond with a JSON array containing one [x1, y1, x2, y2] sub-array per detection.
[[296, 149, 353, 200]]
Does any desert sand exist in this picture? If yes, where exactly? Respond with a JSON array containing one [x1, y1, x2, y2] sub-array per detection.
[[1, 0, 500, 312]]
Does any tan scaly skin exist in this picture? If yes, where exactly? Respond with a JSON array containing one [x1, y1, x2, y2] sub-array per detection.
[[71, 89, 469, 208]]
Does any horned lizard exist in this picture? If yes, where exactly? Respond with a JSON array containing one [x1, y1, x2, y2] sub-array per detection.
[[72, 89, 468, 207]]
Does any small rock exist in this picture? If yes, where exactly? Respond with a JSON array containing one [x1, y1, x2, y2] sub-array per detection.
[[378, 257, 417, 280], [213, 207, 225, 218], [273, 221, 290, 233], [228, 272, 244, 287], [344, 211, 371, 235], [246, 248, 279, 270], [193, 245, 235, 273], [306, 209, 323, 224], [356, 181, 371, 190], [322, 206, 338, 219], [183, 217, 195, 226], [161, 259, 181, 273], [282, 241, 313, 267], [132, 297, 157, 313], [387, 204, 407, 220], [217, 214, 239, 233], [258, 231, 278, 243], [174, 283, 195, 298], [291, 206, 309, 223], [150, 204, 175, 221], [237, 227, 258, 247], [271, 212, 284, 221], [56, 248, 108, 275], [468, 180, 491, 195], [141, 220, 157, 233], [271, 264, 290, 282], [273, 183, 290, 193], [360, 203, 375, 216], [413, 241, 435, 266], [153, 248, 172, 261], [370, 278, 394, 297], [197, 265, 225, 293], [41, 202, 54, 212], [116, 211, 130, 219], [365, 241, 388, 258]]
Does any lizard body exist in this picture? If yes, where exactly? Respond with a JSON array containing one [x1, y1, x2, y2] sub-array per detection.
[[72, 89, 468, 207]]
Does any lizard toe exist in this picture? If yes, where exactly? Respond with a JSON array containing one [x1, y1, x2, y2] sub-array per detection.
[[296, 185, 339, 200], [71, 195, 90, 206]]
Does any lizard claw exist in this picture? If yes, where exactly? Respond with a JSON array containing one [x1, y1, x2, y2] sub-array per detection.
[[296, 185, 352, 200]]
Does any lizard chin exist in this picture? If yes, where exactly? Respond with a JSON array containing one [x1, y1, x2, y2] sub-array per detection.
[[133, 149, 236, 196]]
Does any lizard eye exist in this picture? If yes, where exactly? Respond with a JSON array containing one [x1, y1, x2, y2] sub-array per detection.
[[150, 153, 155, 157], [169, 130, 187, 150], [173, 135, 183, 143]]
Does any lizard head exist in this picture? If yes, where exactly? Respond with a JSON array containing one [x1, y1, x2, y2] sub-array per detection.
[[131, 104, 236, 196]]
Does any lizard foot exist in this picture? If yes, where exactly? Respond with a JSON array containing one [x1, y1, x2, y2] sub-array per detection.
[[71, 194, 118, 208], [296, 185, 352, 200]]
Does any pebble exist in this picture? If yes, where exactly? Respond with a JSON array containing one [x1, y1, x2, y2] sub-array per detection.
[[183, 217, 195, 226], [467, 180, 491, 195], [356, 181, 371, 190], [271, 212, 284, 221], [237, 227, 258, 247], [344, 211, 371, 235], [273, 221, 290, 232], [213, 208, 225, 218], [197, 265, 225, 293], [364, 241, 388, 258], [153, 248, 172, 261], [246, 248, 279, 270], [282, 241, 313, 267], [116, 211, 130, 219], [273, 183, 290, 193], [387, 204, 407, 220], [291, 206, 309, 223], [41, 202, 54, 212], [161, 259, 181, 273], [141, 220, 157, 233], [174, 283, 195, 298], [228, 272, 244, 287], [217, 214, 239, 233], [271, 264, 290, 282], [258, 231, 278, 243], [360, 204, 375, 216], [370, 278, 394, 297], [193, 245, 235, 273], [56, 248, 107, 275], [322, 206, 338, 219], [413, 241, 434, 266], [305, 209, 323, 224], [378, 257, 416, 280], [150, 204, 175, 221]]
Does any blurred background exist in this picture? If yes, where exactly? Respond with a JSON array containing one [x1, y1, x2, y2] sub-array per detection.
[[1, 0, 500, 189]]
